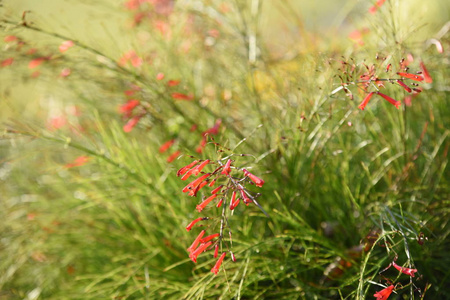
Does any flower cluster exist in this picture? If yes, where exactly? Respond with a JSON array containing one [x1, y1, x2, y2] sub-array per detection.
[[177, 156, 267, 275], [334, 55, 432, 111]]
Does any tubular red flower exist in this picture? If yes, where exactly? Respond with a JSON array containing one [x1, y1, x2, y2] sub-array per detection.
[[29, 57, 48, 69], [211, 185, 223, 194], [214, 244, 219, 258], [59, 40, 74, 53], [392, 261, 417, 277], [396, 80, 412, 93], [1, 58, 14, 67], [182, 173, 210, 193], [119, 99, 140, 115], [200, 233, 220, 244], [420, 61, 432, 83], [159, 139, 176, 153], [385, 64, 391, 72], [187, 230, 205, 253], [65, 156, 90, 168], [230, 198, 240, 210], [397, 72, 424, 82], [167, 150, 181, 163], [167, 80, 180, 86], [189, 180, 208, 196], [358, 92, 375, 110], [377, 92, 401, 109], [192, 159, 210, 175], [181, 168, 195, 181], [373, 285, 394, 300], [177, 160, 199, 177], [216, 198, 223, 208], [208, 179, 217, 187], [186, 217, 208, 231], [211, 252, 226, 275], [240, 190, 252, 205], [189, 241, 212, 263], [221, 159, 232, 175], [243, 169, 265, 187], [123, 115, 142, 132], [171, 93, 194, 100], [196, 194, 218, 212], [231, 252, 236, 262]]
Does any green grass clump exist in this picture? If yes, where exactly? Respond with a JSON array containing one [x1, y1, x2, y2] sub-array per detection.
[[1, 0, 448, 299]]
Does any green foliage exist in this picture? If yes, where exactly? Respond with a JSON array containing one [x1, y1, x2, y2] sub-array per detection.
[[1, 0, 448, 299]]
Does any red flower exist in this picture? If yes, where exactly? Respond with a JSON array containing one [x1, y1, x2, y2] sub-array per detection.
[[185, 217, 208, 231], [187, 230, 205, 253], [177, 160, 198, 177], [182, 173, 211, 194], [60, 68, 71, 78], [119, 99, 140, 115], [214, 244, 219, 258], [229, 197, 240, 210], [243, 169, 265, 187], [118, 50, 143, 68], [192, 159, 210, 176], [358, 92, 375, 110], [199, 233, 219, 244], [420, 61, 432, 83], [392, 261, 417, 277], [211, 185, 223, 194], [159, 139, 176, 153], [65, 156, 90, 168], [59, 40, 74, 53], [4, 35, 18, 42], [211, 252, 226, 275], [373, 285, 394, 300], [1, 58, 14, 67], [166, 150, 181, 163], [216, 198, 223, 208], [123, 115, 141, 132], [167, 80, 180, 86], [396, 80, 412, 93], [189, 241, 212, 263], [397, 72, 424, 82], [377, 92, 401, 109], [196, 194, 218, 212], [156, 72, 165, 80], [171, 93, 194, 100], [29, 57, 48, 69], [221, 159, 232, 175], [369, 0, 387, 14], [240, 189, 252, 205]]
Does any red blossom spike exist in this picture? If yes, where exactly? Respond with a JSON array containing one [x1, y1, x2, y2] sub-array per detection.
[[177, 160, 199, 177], [392, 261, 417, 277], [373, 285, 394, 300], [167, 150, 181, 163], [185, 217, 208, 231], [243, 169, 265, 187], [172, 92, 194, 100], [420, 61, 432, 83], [200, 233, 220, 244], [181, 168, 195, 181], [211, 252, 226, 275], [208, 179, 217, 187], [123, 115, 142, 132], [159, 139, 176, 153], [211, 185, 223, 194], [377, 92, 401, 109], [396, 80, 412, 93], [192, 159, 210, 175], [216, 198, 223, 208], [186, 230, 205, 253], [189, 241, 213, 263], [196, 194, 218, 212], [358, 92, 375, 110], [397, 72, 424, 82], [221, 159, 232, 175]]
